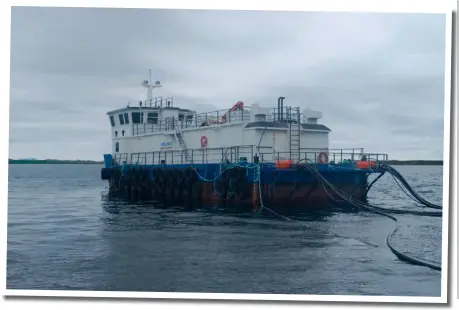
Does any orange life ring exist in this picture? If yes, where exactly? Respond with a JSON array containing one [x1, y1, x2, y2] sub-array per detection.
[[200, 136, 208, 148], [317, 152, 328, 164]]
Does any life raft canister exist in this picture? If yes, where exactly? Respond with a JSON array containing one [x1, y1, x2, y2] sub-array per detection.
[[200, 136, 208, 148], [316, 152, 329, 164]]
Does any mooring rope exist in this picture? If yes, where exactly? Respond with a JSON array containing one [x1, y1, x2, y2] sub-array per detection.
[[191, 161, 258, 183], [108, 157, 441, 270], [253, 164, 380, 248], [295, 163, 441, 271], [189, 160, 380, 248]]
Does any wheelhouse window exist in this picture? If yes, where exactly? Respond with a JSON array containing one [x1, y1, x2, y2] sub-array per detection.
[[124, 112, 129, 124], [109, 115, 115, 127], [147, 112, 158, 124], [186, 115, 194, 127], [115, 142, 119, 152], [132, 112, 144, 124], [118, 114, 125, 125]]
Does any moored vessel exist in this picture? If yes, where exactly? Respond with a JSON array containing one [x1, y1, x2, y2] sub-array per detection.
[[101, 76, 388, 208]]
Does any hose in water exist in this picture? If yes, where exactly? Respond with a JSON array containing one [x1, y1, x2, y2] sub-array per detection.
[[379, 164, 442, 210], [296, 163, 441, 271], [321, 164, 442, 217], [254, 165, 380, 248]]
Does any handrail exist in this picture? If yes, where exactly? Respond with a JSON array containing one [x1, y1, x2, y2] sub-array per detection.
[[300, 147, 364, 152], [257, 151, 388, 163], [128, 96, 175, 109], [174, 125, 190, 161], [131, 111, 251, 136], [111, 145, 388, 166], [119, 145, 255, 165], [175, 125, 186, 146], [112, 153, 129, 165], [255, 146, 386, 162]]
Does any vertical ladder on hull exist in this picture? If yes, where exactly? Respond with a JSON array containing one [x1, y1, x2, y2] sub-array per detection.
[[289, 107, 301, 162], [174, 126, 191, 162]]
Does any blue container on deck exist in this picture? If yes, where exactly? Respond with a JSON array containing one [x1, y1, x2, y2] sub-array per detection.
[[104, 154, 113, 168]]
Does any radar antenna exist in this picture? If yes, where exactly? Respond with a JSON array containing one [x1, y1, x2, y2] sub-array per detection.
[[141, 69, 163, 107]]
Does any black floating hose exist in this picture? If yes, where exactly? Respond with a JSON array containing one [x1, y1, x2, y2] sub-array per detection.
[[314, 164, 442, 217], [387, 227, 441, 271], [380, 164, 442, 210], [296, 163, 441, 271], [361, 204, 442, 217], [365, 170, 386, 194]]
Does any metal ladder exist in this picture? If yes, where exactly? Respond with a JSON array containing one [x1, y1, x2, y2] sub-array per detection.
[[174, 126, 191, 162], [288, 107, 301, 162]]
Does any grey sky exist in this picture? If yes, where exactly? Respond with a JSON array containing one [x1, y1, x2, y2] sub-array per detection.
[[9, 7, 447, 160]]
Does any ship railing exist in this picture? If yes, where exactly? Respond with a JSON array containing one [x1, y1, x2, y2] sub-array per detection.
[[131, 109, 252, 136], [193, 108, 251, 127], [112, 146, 388, 166], [270, 106, 301, 122], [112, 153, 129, 165], [125, 145, 255, 165], [132, 120, 180, 135], [128, 96, 175, 109], [256, 146, 388, 164]]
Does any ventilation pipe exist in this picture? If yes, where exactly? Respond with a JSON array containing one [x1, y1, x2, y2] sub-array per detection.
[[280, 97, 285, 121], [277, 97, 281, 121], [276, 96, 286, 121]]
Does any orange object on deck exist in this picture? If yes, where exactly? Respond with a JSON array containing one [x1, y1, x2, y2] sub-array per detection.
[[275, 159, 293, 169], [221, 101, 244, 122], [356, 161, 377, 169], [356, 161, 370, 169]]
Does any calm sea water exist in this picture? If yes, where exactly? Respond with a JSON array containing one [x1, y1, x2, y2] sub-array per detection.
[[7, 164, 443, 296]]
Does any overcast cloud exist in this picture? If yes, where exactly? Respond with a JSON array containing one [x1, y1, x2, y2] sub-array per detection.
[[9, 7, 447, 160]]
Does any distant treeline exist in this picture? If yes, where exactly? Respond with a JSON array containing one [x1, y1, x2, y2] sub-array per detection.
[[9, 159, 103, 165], [385, 160, 443, 165]]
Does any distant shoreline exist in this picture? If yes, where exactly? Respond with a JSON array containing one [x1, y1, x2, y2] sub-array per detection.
[[8, 159, 443, 165], [385, 160, 443, 165], [9, 159, 103, 165]]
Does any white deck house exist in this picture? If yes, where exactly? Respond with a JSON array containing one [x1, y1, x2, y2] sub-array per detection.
[[107, 80, 332, 165]]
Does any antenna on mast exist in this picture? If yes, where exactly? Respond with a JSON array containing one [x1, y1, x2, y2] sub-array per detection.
[[141, 69, 162, 107]]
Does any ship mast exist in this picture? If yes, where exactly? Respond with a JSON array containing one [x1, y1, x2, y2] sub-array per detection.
[[141, 69, 163, 107]]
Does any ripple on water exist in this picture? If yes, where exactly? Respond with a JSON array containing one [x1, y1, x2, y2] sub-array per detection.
[[7, 164, 442, 296]]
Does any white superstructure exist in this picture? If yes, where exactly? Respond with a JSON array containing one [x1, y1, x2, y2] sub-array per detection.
[[107, 79, 331, 165]]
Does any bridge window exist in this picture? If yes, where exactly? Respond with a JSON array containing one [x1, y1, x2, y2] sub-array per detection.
[[115, 142, 119, 152], [122, 130, 125, 136], [118, 114, 125, 125], [147, 112, 158, 124], [124, 113, 129, 124], [132, 112, 144, 124], [186, 115, 194, 127], [109, 115, 115, 127], [115, 131, 118, 137]]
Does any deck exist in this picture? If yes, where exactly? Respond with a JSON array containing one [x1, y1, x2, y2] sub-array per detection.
[[102, 146, 388, 207]]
